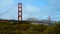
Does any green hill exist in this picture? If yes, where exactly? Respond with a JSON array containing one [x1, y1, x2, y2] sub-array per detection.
[[0, 20, 60, 34]]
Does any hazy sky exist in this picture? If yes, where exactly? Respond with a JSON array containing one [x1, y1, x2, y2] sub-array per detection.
[[0, 0, 60, 21]]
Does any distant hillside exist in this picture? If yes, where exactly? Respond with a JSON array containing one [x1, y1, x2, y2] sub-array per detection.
[[25, 18, 39, 21], [0, 18, 58, 25]]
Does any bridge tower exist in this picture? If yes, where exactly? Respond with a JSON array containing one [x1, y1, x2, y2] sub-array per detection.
[[18, 3, 22, 21], [48, 16, 51, 23]]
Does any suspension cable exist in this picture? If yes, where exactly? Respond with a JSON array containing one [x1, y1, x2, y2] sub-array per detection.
[[23, 5, 35, 18], [0, 5, 17, 16]]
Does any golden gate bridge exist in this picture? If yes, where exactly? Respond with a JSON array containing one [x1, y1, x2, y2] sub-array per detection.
[[0, 3, 51, 25]]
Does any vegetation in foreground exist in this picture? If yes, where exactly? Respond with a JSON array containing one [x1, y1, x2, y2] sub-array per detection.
[[0, 21, 60, 34]]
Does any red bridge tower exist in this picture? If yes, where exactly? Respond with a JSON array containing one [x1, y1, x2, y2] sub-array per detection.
[[18, 3, 22, 21]]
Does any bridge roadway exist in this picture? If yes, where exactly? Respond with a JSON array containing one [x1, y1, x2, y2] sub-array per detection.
[[0, 20, 48, 23], [0, 20, 51, 25], [0, 20, 46, 22]]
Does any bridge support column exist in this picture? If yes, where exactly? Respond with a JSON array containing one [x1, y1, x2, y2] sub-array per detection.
[[18, 3, 22, 21]]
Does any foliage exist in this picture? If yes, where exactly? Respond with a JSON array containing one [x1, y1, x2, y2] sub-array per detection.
[[0, 21, 60, 34]]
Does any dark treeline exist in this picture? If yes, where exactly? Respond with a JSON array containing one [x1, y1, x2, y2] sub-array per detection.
[[0, 21, 60, 34]]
